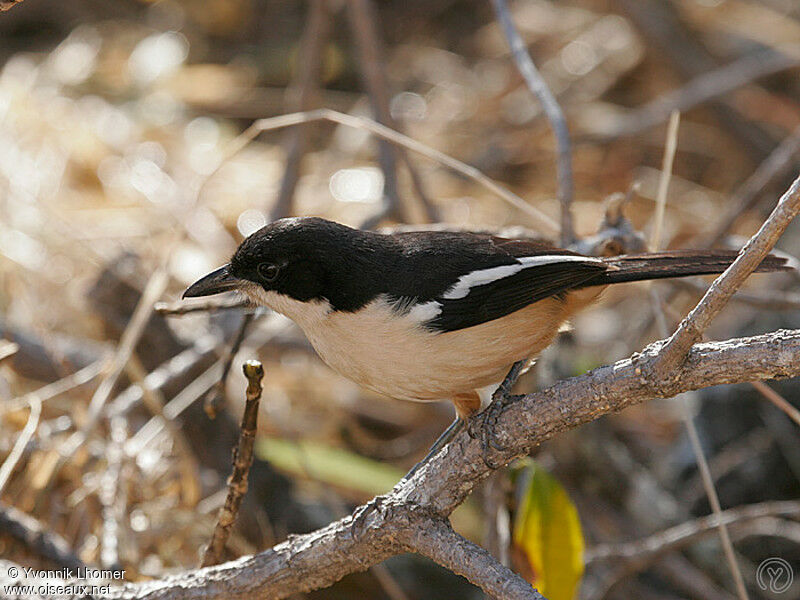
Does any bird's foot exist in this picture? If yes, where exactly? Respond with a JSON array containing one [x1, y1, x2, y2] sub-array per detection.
[[467, 392, 522, 458], [467, 359, 527, 457]]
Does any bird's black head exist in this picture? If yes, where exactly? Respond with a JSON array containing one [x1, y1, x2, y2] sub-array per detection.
[[183, 217, 371, 306]]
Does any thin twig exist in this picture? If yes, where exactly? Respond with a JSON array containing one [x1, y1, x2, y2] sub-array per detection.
[[347, 0, 408, 227], [750, 380, 800, 428], [587, 501, 800, 593], [271, 0, 333, 221], [705, 124, 800, 247], [57, 269, 169, 465], [201, 360, 264, 567], [0, 502, 86, 570], [346, 0, 439, 225], [155, 297, 251, 316], [0, 397, 41, 496], [648, 110, 747, 599], [597, 45, 800, 139], [2, 356, 108, 414], [204, 312, 256, 419], [0, 340, 19, 362], [650, 110, 680, 252], [613, 0, 783, 159], [99, 415, 127, 569], [125, 356, 202, 505], [223, 109, 559, 235], [670, 278, 800, 311], [685, 405, 749, 600], [491, 0, 574, 245]]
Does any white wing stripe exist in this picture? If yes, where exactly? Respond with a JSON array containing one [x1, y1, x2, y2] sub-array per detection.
[[441, 255, 604, 300], [407, 300, 442, 323]]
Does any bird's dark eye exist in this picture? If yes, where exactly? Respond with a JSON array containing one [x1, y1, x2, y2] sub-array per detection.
[[257, 263, 280, 282]]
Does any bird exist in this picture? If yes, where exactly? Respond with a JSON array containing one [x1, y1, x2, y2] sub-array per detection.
[[184, 216, 789, 471]]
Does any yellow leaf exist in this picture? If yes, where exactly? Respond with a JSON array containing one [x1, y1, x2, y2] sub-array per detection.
[[512, 461, 585, 600]]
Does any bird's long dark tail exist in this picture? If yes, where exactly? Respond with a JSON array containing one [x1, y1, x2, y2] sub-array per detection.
[[591, 250, 791, 286]]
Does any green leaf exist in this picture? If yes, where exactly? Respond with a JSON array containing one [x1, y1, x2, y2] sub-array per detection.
[[256, 436, 405, 496], [512, 461, 585, 600]]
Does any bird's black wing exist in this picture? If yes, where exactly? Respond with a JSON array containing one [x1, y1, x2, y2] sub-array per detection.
[[428, 257, 607, 331], [387, 233, 608, 332]]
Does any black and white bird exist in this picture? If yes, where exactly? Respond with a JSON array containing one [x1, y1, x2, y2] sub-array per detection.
[[184, 217, 788, 434]]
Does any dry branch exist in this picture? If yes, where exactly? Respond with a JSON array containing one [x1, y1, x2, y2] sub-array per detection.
[[650, 171, 800, 381], [598, 45, 800, 139], [155, 298, 251, 316], [586, 500, 800, 596], [705, 124, 800, 246], [0, 502, 86, 571], [201, 361, 264, 567], [491, 0, 575, 246], [587, 500, 800, 565], [204, 313, 255, 419], [347, 0, 408, 227], [226, 108, 560, 235], [0, 0, 24, 11], [271, 0, 332, 221]]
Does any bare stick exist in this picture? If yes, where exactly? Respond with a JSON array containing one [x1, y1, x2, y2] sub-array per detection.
[[650, 172, 800, 381], [599, 45, 800, 139], [588, 500, 800, 564], [221, 109, 559, 235], [201, 360, 264, 567], [670, 279, 800, 311], [347, 0, 408, 227], [58, 269, 169, 463], [0, 502, 86, 570], [491, 0, 574, 245], [706, 124, 800, 247], [650, 110, 680, 251], [346, 0, 439, 225], [751, 380, 800, 427], [587, 500, 800, 595], [156, 297, 251, 316], [0, 340, 18, 362], [204, 313, 256, 419], [271, 0, 332, 220], [648, 110, 747, 600], [0, 397, 41, 496], [0, 0, 24, 11], [3, 358, 107, 413], [412, 515, 544, 600], [684, 403, 748, 600]]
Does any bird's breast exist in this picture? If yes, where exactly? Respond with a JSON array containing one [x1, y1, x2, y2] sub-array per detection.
[[244, 286, 577, 402]]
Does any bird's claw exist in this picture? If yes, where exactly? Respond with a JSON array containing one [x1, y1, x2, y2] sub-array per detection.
[[468, 393, 522, 467]]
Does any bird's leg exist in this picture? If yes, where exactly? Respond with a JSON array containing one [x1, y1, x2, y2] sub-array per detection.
[[468, 360, 527, 454], [400, 417, 465, 482], [399, 391, 478, 482]]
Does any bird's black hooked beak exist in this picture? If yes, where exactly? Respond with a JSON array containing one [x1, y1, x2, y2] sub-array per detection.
[[183, 265, 240, 298]]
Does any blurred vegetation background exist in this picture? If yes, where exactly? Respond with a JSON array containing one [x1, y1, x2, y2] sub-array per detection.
[[0, 0, 799, 598]]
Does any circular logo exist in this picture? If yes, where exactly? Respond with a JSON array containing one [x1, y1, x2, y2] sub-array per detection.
[[756, 557, 793, 594]]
